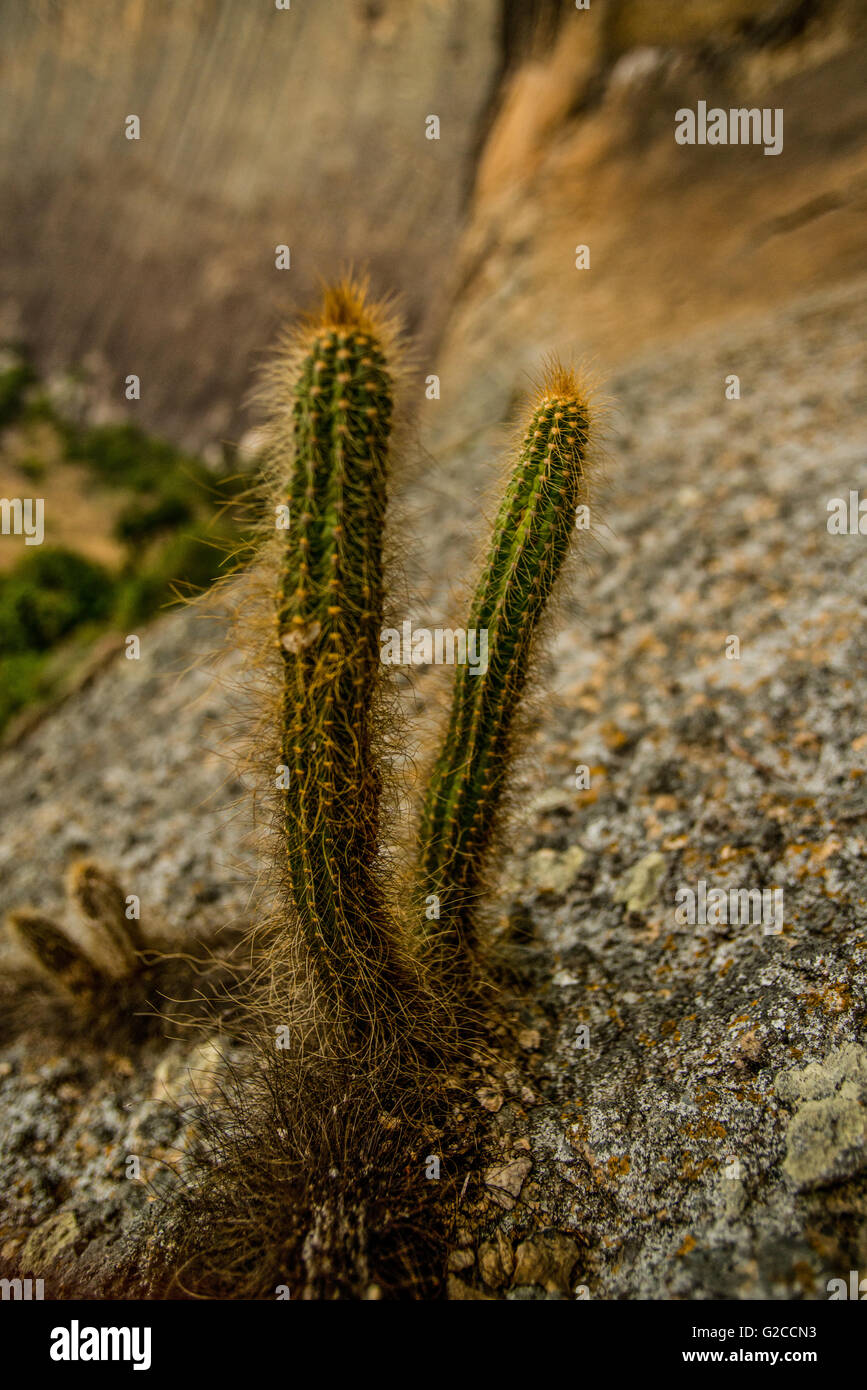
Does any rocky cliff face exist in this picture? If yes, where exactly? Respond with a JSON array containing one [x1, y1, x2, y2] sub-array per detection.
[[1, 0, 866, 1299], [0, 0, 500, 445], [5, 1, 865, 450]]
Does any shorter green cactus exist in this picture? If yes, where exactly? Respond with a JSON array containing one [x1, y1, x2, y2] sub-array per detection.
[[417, 364, 591, 953]]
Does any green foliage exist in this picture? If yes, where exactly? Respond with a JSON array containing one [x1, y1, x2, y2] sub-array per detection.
[[113, 491, 194, 546], [61, 421, 208, 495], [0, 358, 37, 429], [0, 549, 113, 731], [113, 522, 230, 625], [0, 548, 113, 654], [15, 456, 47, 484], [0, 651, 50, 732], [0, 349, 253, 735]]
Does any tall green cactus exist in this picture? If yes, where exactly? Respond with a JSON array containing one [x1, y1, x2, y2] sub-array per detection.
[[417, 366, 590, 952], [275, 282, 410, 1036]]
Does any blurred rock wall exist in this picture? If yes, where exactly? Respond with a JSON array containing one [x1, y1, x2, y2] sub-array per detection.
[[0, 0, 500, 445], [2, 0, 865, 450]]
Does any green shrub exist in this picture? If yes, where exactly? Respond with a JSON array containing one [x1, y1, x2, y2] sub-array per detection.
[[0, 548, 114, 654], [113, 523, 229, 626], [16, 456, 47, 484], [0, 359, 37, 430], [0, 650, 48, 730], [61, 421, 208, 496], [113, 492, 195, 546]]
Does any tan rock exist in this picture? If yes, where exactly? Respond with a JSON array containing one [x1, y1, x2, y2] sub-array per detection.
[[524, 846, 586, 896], [477, 1240, 507, 1289], [614, 852, 667, 913], [21, 1209, 79, 1272], [485, 1154, 532, 1203], [447, 1248, 474, 1273], [476, 1086, 504, 1112], [447, 1274, 492, 1301], [513, 1233, 582, 1294], [611, 0, 781, 51]]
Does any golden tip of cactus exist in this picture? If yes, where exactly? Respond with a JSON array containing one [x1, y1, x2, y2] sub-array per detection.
[[309, 275, 396, 343], [259, 270, 406, 423], [519, 356, 607, 453], [300, 273, 405, 368], [534, 357, 593, 412], [319, 278, 373, 328]]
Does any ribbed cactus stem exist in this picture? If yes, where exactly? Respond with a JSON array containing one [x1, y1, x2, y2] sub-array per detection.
[[418, 365, 590, 951], [276, 284, 408, 1032]]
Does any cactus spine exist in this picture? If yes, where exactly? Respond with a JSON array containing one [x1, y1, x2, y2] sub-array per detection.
[[275, 284, 409, 1036], [417, 366, 590, 951]]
